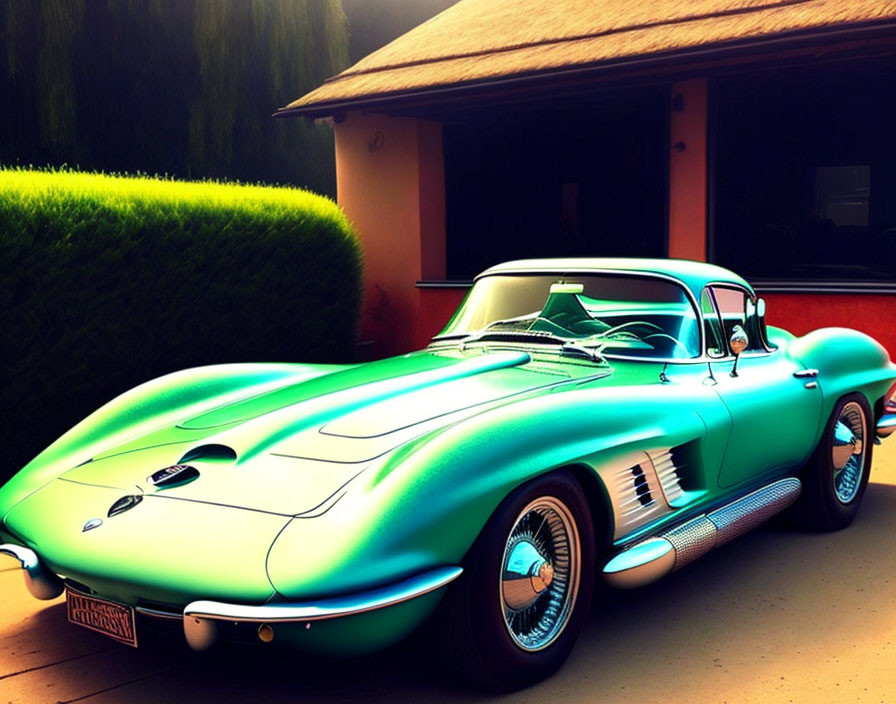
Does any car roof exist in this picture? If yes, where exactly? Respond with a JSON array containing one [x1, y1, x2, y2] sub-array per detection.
[[477, 258, 754, 299]]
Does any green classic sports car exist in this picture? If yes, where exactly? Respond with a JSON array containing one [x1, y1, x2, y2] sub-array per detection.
[[2, 258, 896, 689]]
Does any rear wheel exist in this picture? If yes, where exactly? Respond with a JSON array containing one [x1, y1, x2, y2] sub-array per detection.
[[791, 394, 872, 531], [442, 471, 595, 691]]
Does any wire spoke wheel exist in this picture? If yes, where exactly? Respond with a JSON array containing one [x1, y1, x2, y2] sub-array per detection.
[[790, 393, 872, 532], [831, 401, 866, 504], [500, 497, 581, 652], [441, 471, 594, 690]]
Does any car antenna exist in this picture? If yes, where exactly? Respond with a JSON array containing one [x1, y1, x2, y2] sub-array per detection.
[[659, 362, 669, 383], [707, 362, 716, 384]]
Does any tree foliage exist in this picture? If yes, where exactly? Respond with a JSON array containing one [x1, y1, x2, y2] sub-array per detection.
[[343, 0, 459, 63], [0, 0, 348, 194]]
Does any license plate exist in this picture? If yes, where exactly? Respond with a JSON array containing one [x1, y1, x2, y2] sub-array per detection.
[[66, 586, 138, 647]]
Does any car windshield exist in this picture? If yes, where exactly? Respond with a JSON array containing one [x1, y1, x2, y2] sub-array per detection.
[[435, 273, 701, 359]]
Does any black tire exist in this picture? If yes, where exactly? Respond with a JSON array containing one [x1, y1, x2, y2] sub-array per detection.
[[440, 470, 595, 691], [791, 393, 873, 531]]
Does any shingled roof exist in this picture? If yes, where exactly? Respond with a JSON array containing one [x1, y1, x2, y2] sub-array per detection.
[[278, 0, 896, 117]]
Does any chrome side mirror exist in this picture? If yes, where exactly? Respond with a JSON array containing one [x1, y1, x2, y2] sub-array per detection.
[[730, 325, 748, 377]]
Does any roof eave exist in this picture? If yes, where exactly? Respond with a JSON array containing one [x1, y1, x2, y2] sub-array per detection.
[[275, 19, 896, 120]]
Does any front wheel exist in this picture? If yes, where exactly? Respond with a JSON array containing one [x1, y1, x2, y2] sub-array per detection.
[[441, 471, 595, 691], [791, 393, 872, 531]]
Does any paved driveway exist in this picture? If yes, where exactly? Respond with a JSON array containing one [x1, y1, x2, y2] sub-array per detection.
[[3, 441, 896, 703]]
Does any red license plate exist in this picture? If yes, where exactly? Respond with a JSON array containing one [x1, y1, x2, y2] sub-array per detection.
[[66, 586, 138, 647]]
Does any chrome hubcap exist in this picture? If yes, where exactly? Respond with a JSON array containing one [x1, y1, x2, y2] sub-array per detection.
[[500, 497, 580, 652], [832, 401, 866, 504]]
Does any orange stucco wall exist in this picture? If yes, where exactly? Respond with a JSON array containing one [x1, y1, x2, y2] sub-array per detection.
[[668, 78, 708, 261], [334, 112, 446, 355]]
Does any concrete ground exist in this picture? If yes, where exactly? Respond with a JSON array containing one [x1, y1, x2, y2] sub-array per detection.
[[3, 440, 896, 704]]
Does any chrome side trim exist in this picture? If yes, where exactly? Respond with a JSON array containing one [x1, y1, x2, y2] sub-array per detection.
[[603, 478, 801, 589], [0, 544, 65, 600], [878, 414, 896, 439], [135, 606, 184, 621], [182, 566, 462, 651]]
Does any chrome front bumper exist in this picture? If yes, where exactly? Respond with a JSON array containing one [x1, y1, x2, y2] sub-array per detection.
[[0, 544, 64, 600], [181, 566, 463, 650], [878, 414, 896, 440], [1, 544, 462, 651]]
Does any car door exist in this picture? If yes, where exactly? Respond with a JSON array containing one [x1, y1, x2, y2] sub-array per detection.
[[702, 286, 822, 489]]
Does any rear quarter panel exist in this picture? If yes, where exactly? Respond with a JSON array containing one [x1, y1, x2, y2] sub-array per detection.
[[787, 327, 896, 427]]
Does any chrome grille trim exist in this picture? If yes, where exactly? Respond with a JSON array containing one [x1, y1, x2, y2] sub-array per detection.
[[648, 449, 685, 505], [601, 453, 673, 538]]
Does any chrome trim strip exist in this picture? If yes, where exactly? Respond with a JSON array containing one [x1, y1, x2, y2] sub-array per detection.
[[0, 544, 64, 600], [878, 414, 896, 439], [182, 566, 462, 650], [135, 606, 184, 621], [603, 478, 801, 589]]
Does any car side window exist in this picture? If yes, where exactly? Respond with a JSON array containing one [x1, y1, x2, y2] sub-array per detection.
[[700, 289, 726, 358], [706, 286, 765, 354]]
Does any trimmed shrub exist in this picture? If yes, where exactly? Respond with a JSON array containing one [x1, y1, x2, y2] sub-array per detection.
[[0, 168, 361, 479]]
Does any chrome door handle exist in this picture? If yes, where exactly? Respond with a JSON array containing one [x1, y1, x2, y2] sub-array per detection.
[[793, 368, 819, 378]]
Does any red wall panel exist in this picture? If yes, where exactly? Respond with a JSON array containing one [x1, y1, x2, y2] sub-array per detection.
[[763, 293, 895, 359]]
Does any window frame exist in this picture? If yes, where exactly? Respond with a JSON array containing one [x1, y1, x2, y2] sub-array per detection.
[[700, 282, 775, 359]]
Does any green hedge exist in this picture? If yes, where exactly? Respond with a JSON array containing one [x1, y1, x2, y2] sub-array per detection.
[[0, 168, 361, 480]]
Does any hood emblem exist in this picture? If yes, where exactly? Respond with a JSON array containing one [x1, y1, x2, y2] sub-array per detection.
[[82, 518, 103, 532], [108, 494, 143, 517], [147, 464, 199, 488]]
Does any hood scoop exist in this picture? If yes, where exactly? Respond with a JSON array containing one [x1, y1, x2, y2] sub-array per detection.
[[179, 444, 238, 464]]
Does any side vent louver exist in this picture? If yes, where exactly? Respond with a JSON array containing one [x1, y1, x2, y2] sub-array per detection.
[[607, 457, 668, 535], [648, 449, 685, 506], [631, 465, 653, 506]]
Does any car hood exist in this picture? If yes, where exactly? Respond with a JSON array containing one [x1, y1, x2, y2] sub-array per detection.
[[54, 350, 609, 515], [3, 478, 284, 605]]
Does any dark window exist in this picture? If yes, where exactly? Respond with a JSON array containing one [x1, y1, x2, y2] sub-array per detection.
[[712, 62, 896, 283], [443, 88, 668, 279]]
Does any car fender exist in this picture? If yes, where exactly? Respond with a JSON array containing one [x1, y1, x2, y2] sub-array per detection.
[[788, 327, 896, 427], [266, 380, 719, 599]]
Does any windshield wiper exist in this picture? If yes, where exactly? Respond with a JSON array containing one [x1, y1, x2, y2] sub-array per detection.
[[441, 329, 605, 362], [559, 340, 605, 362], [431, 314, 542, 342], [461, 329, 563, 346]]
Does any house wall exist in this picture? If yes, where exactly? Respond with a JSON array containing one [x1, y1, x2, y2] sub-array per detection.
[[334, 111, 446, 355], [668, 78, 708, 262], [333, 87, 893, 360]]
